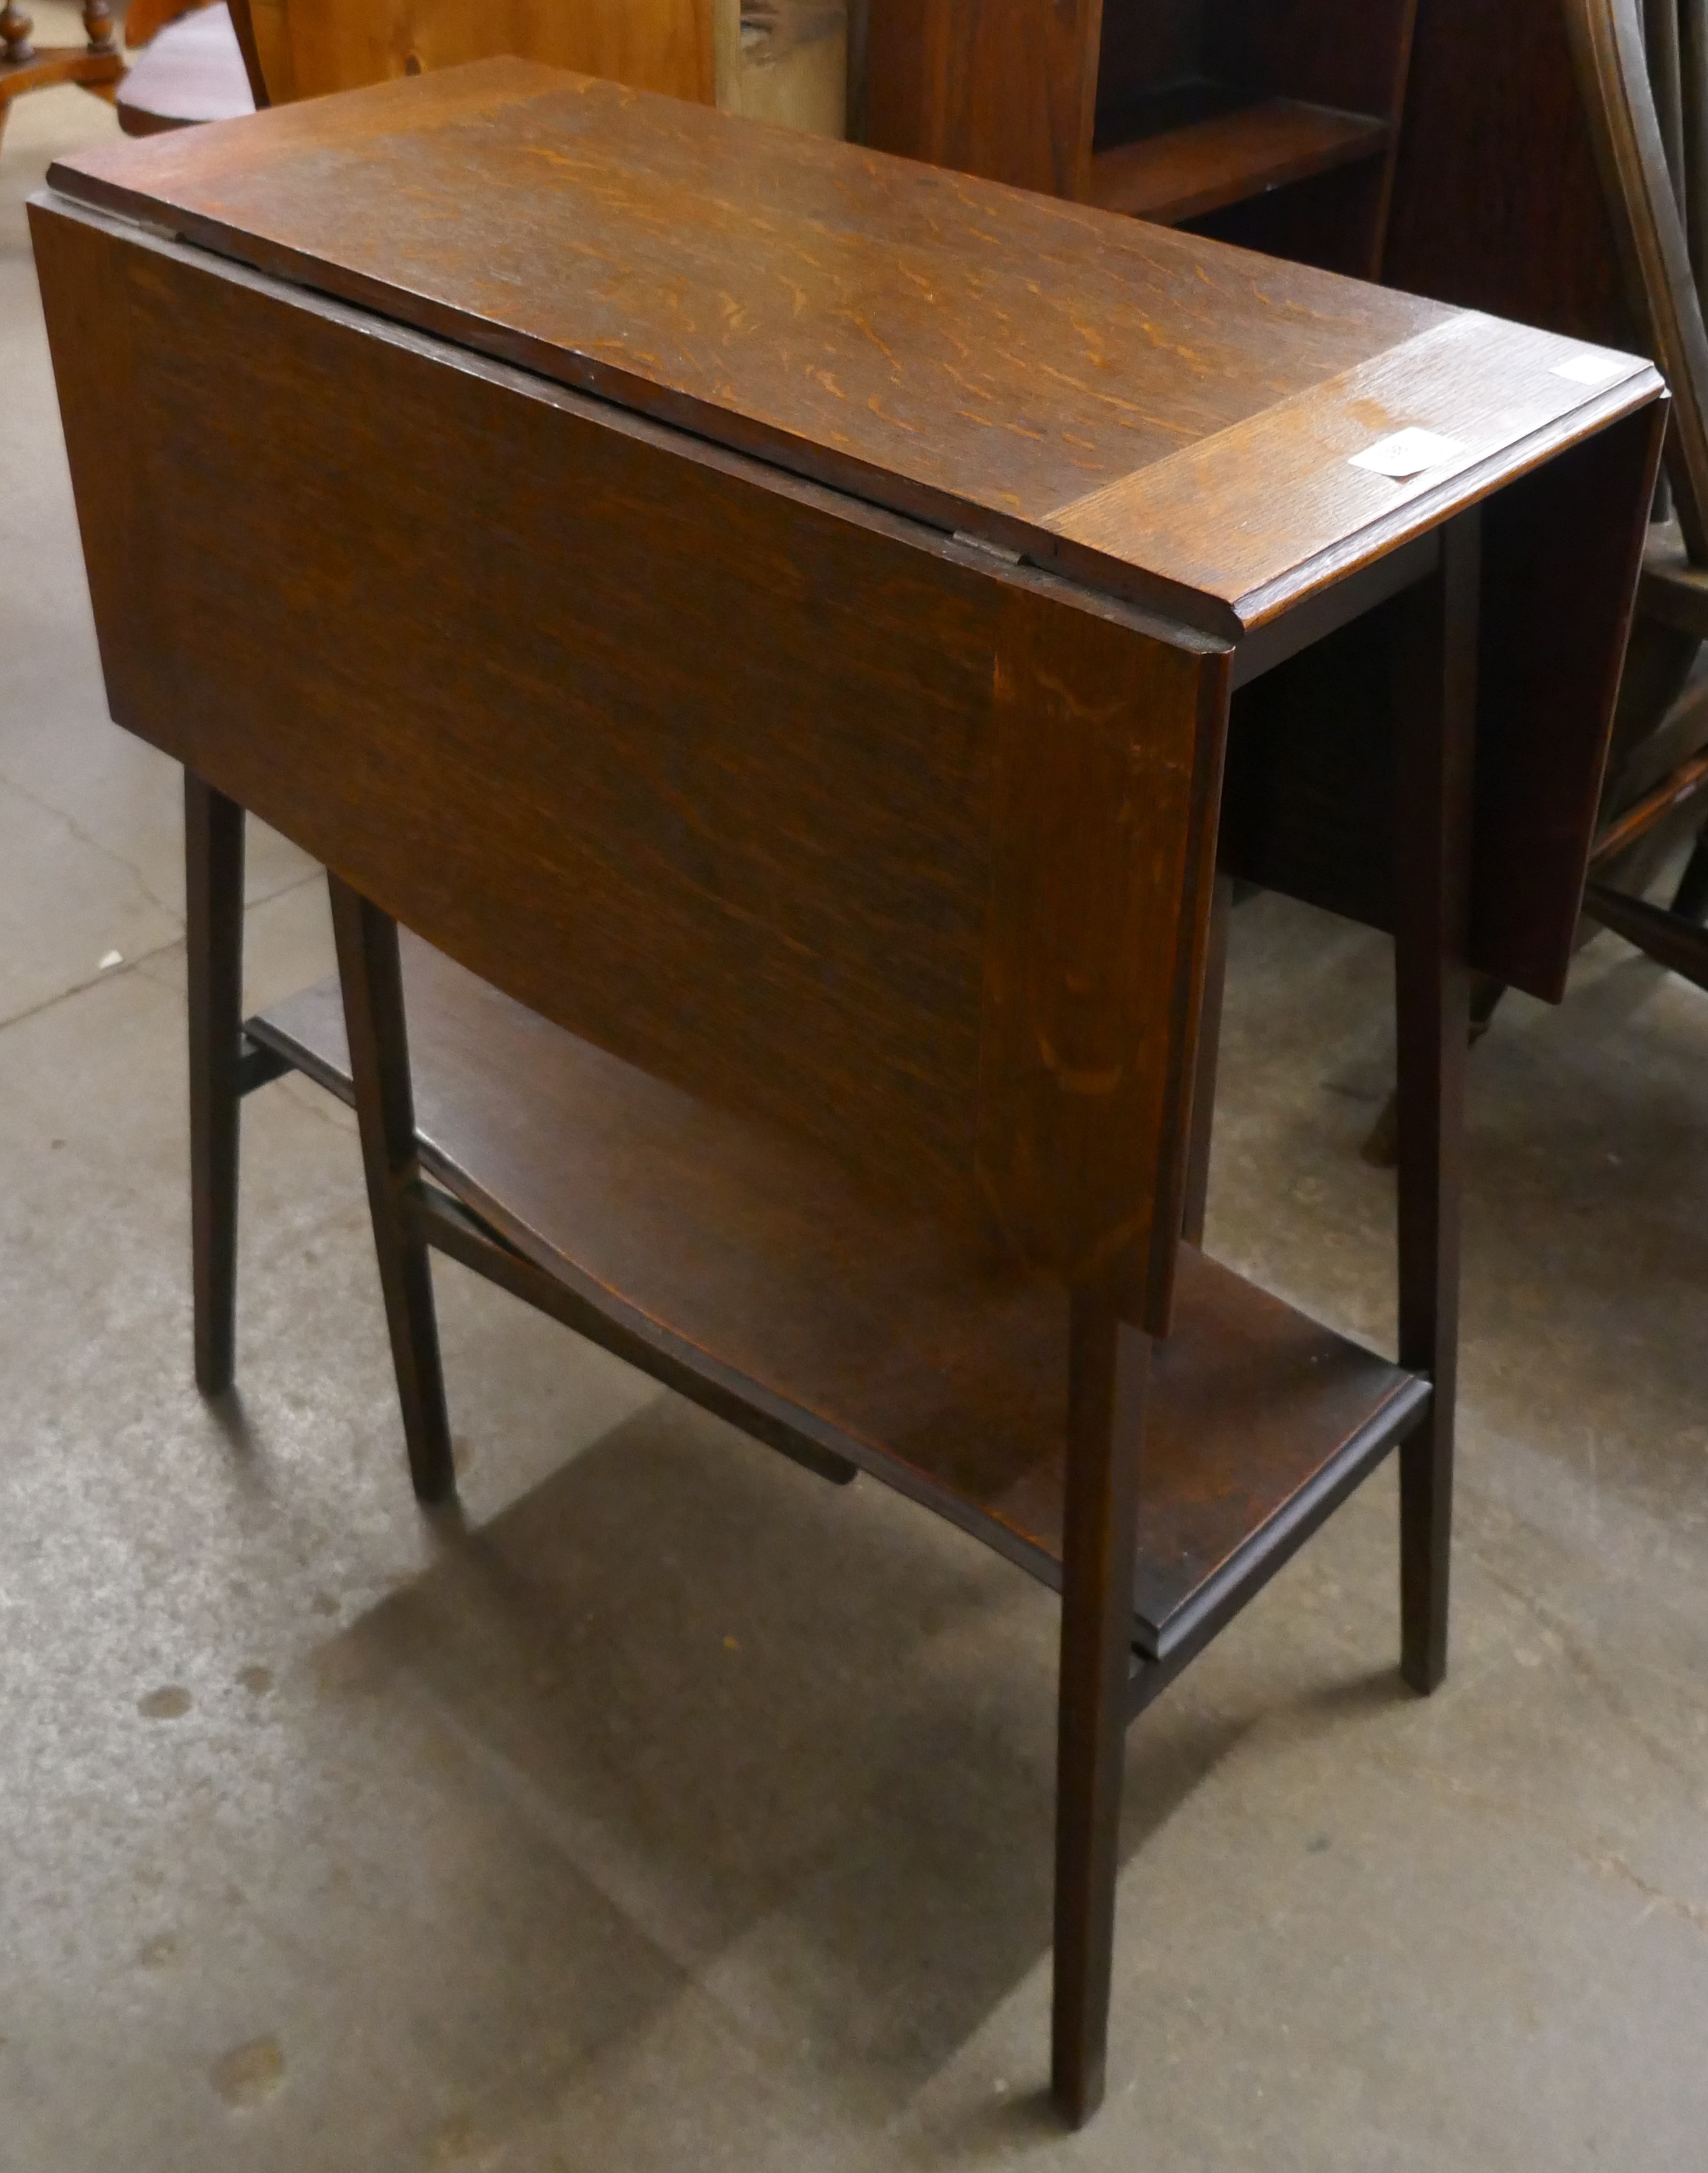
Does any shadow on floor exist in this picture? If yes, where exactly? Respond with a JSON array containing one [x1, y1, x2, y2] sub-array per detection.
[[312, 1391, 1270, 2134]]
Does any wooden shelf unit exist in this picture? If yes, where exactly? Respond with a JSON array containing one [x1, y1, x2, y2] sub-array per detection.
[[866, 0, 1420, 277], [249, 937, 1430, 1696], [1088, 90, 1389, 225]]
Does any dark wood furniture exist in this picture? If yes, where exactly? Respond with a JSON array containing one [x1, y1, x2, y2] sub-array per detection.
[[32, 61, 1662, 2124], [0, 0, 119, 150], [1387, 0, 1708, 999], [863, 0, 1420, 275], [1567, 0, 1708, 991], [110, 0, 741, 145], [0, 6, 249, 164]]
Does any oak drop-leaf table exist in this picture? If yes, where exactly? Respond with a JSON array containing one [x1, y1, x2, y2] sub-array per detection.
[[31, 60, 1663, 2124]]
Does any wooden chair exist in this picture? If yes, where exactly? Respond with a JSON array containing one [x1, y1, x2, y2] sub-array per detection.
[[237, 0, 717, 110], [233, 0, 845, 133], [115, 3, 854, 140], [0, 0, 231, 151], [0, 1, 120, 151], [1567, 0, 1708, 992], [113, 0, 736, 139]]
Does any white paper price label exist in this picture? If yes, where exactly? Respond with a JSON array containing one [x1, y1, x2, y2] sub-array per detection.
[[1552, 352, 1631, 385], [1347, 428, 1466, 480]]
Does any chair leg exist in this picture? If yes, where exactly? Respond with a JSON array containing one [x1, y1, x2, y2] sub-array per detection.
[[1672, 822, 1708, 924], [326, 876, 457, 1504], [185, 770, 245, 1396], [1051, 1287, 1149, 2128], [1392, 514, 1478, 1698], [1583, 876, 1708, 993]]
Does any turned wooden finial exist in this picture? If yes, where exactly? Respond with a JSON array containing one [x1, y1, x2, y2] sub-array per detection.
[[1, 3, 36, 65], [82, 0, 115, 57]]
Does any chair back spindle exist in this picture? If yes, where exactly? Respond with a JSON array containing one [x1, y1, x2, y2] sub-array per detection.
[[1570, 0, 1708, 556], [1644, 0, 1688, 200], [1677, 0, 1708, 291]]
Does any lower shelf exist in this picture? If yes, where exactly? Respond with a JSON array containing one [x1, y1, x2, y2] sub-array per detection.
[[1089, 90, 1390, 225], [251, 937, 1428, 1663]]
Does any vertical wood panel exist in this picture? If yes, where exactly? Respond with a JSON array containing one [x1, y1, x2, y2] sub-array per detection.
[[1386, 0, 1627, 344], [865, 0, 1101, 196], [1473, 402, 1667, 995], [36, 198, 1221, 1297], [978, 589, 1228, 1321]]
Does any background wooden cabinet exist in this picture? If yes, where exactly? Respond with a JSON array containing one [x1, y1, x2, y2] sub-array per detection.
[[864, 0, 1418, 275]]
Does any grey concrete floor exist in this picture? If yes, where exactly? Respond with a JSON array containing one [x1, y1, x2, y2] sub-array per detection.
[[4, 32, 1708, 2171]]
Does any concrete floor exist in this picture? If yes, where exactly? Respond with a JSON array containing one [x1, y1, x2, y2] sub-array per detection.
[[4, 34, 1708, 2171]]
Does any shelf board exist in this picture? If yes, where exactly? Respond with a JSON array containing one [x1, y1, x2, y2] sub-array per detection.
[[252, 937, 1426, 1662], [1089, 93, 1391, 226]]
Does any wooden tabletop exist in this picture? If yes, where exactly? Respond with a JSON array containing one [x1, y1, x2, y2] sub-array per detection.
[[47, 56, 1659, 636]]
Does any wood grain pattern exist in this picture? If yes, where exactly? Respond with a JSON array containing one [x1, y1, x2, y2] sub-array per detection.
[[1385, 0, 1627, 344], [1045, 313, 1656, 623], [248, 939, 1428, 1659], [46, 58, 1658, 638], [244, 0, 715, 108], [865, 0, 1101, 197], [979, 595, 1228, 1309], [34, 57, 1666, 1007], [32, 196, 1229, 1316]]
